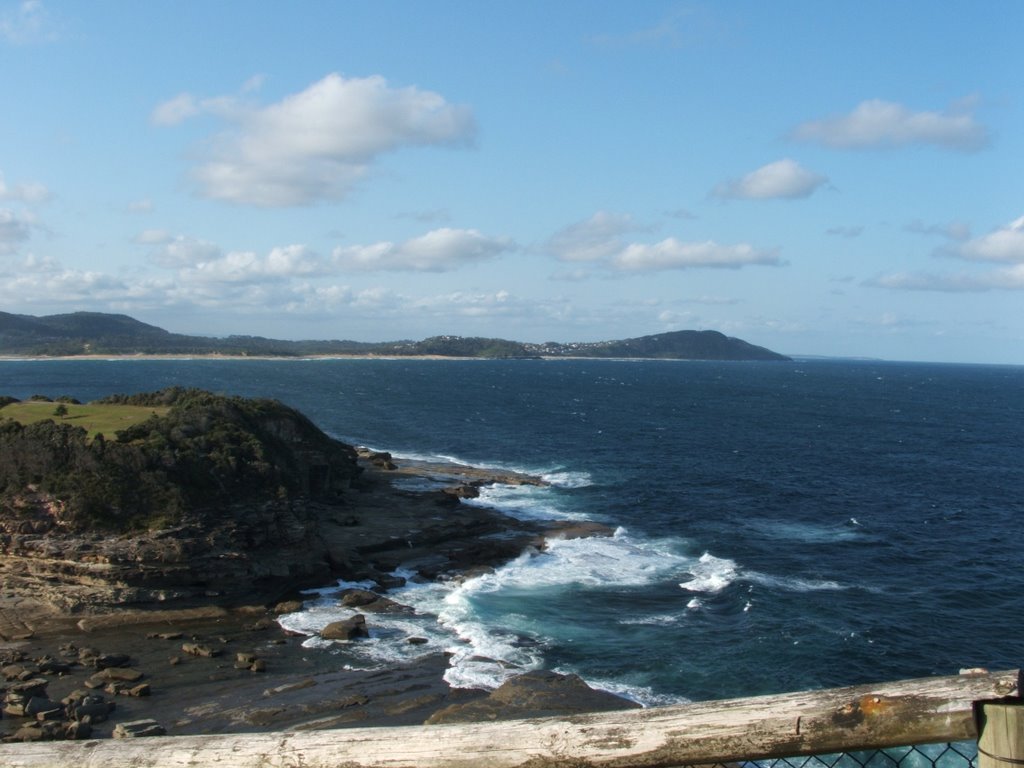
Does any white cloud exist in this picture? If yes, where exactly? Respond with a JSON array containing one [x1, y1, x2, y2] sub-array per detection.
[[546, 211, 779, 273], [547, 211, 642, 262], [0, 0, 56, 44], [413, 289, 518, 318], [873, 264, 1024, 292], [614, 239, 780, 270], [332, 228, 513, 272], [873, 217, 1024, 292], [0, 172, 49, 203], [179, 245, 331, 285], [133, 228, 172, 245], [792, 99, 990, 151], [713, 159, 827, 200], [150, 93, 200, 126], [144, 234, 222, 268], [240, 74, 265, 94], [956, 216, 1024, 263], [159, 73, 476, 206], [0, 208, 34, 253]]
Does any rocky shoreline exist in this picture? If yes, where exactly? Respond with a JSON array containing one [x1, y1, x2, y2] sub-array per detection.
[[0, 452, 632, 743]]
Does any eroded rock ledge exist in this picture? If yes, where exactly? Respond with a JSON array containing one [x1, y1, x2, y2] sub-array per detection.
[[0, 389, 614, 643]]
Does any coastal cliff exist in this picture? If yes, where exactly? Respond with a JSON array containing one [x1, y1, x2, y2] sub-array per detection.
[[0, 389, 543, 615], [0, 389, 637, 743]]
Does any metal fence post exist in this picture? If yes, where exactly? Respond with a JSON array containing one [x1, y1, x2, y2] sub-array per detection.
[[977, 702, 1024, 768]]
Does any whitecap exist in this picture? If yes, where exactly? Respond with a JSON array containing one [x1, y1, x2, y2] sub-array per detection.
[[541, 470, 594, 488], [566, 675, 692, 709], [746, 572, 848, 592], [679, 552, 739, 593]]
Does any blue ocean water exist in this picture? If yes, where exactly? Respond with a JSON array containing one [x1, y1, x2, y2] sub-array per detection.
[[2, 357, 1022, 704]]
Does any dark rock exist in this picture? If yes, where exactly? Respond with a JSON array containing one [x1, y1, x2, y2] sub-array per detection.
[[8, 678, 49, 699], [338, 588, 381, 607], [359, 449, 397, 470], [425, 670, 640, 724], [338, 588, 411, 614], [147, 631, 183, 640], [94, 652, 132, 669], [65, 720, 93, 740], [64, 692, 115, 723], [273, 600, 304, 614], [181, 642, 221, 658], [244, 617, 276, 631], [263, 678, 316, 697], [113, 718, 166, 738], [93, 666, 144, 683], [37, 657, 72, 675], [320, 614, 369, 640], [373, 573, 407, 591], [2, 663, 29, 680], [25, 696, 62, 718], [441, 484, 480, 500]]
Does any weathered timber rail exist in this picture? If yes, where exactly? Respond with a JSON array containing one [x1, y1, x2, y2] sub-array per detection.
[[3, 668, 1020, 768]]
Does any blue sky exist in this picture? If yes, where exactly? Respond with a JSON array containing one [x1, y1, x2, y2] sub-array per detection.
[[1, 1, 1021, 363]]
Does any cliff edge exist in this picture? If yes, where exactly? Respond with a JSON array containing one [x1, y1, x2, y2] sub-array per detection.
[[0, 389, 545, 617]]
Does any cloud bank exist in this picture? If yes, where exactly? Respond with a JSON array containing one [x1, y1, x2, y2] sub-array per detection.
[[547, 211, 780, 271], [875, 215, 1024, 292], [154, 73, 477, 206], [793, 98, 989, 151]]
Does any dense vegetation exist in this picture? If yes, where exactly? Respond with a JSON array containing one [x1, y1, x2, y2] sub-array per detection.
[[0, 311, 790, 361], [0, 387, 360, 532]]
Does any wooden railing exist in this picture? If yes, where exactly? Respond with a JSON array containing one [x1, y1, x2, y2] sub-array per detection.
[[3, 668, 1020, 768]]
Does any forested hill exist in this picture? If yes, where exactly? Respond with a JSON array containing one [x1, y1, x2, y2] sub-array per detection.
[[0, 311, 790, 361]]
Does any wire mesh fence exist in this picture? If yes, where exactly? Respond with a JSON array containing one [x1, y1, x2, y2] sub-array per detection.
[[740, 742, 979, 768]]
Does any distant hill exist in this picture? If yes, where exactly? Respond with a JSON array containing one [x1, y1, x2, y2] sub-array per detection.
[[0, 311, 790, 361]]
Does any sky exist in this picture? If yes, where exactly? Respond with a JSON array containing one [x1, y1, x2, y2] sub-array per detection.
[[0, 1, 1021, 364]]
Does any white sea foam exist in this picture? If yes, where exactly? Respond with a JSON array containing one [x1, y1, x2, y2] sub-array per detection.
[[541, 469, 594, 488], [617, 613, 683, 627], [746, 519, 865, 544], [577, 677, 692, 708], [487, 529, 690, 589], [678, 552, 739, 593], [748, 573, 846, 592], [396, 529, 693, 689], [464, 484, 572, 521]]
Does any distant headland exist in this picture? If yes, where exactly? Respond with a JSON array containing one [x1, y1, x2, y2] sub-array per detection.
[[0, 311, 790, 361]]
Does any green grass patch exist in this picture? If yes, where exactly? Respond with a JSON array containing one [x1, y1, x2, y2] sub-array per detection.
[[0, 401, 170, 440]]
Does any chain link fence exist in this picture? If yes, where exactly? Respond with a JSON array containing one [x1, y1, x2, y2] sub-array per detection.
[[739, 742, 979, 768]]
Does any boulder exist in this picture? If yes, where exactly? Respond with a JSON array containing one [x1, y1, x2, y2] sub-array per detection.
[[113, 719, 166, 738], [320, 614, 369, 640], [338, 588, 381, 607], [338, 588, 411, 614], [425, 670, 640, 724], [181, 642, 221, 658]]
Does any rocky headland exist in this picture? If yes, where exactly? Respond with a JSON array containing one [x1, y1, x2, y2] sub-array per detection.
[[0, 389, 632, 743]]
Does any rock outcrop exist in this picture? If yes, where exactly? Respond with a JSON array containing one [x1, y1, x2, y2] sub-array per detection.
[[425, 670, 640, 724], [0, 389, 560, 620]]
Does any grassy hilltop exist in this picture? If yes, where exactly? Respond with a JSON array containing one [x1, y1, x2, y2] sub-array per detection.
[[0, 388, 360, 532]]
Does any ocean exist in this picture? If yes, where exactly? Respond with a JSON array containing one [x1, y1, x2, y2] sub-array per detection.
[[2, 357, 1022, 706]]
